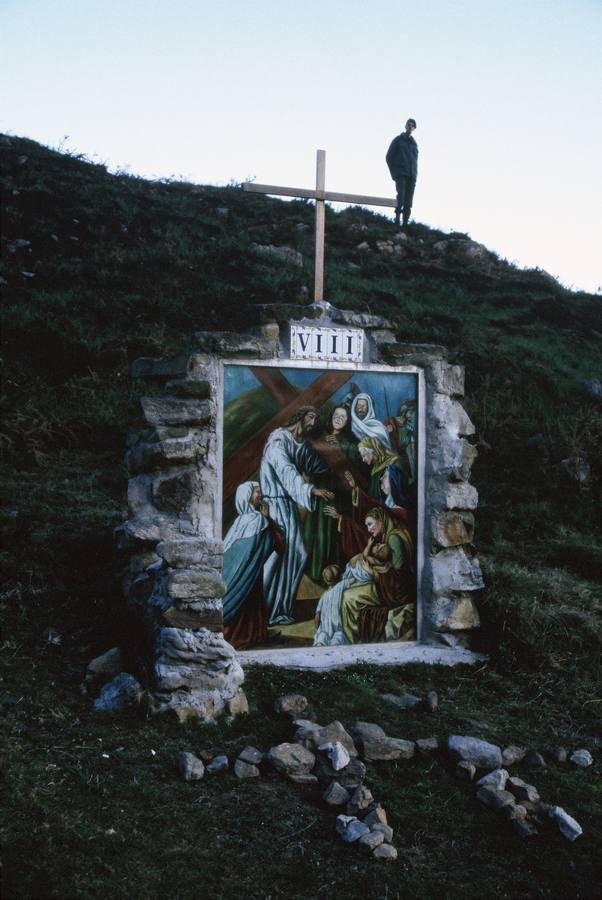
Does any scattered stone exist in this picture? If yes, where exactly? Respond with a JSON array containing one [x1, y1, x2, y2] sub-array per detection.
[[198, 750, 214, 764], [287, 773, 318, 785], [94, 673, 142, 712], [252, 243, 303, 267], [356, 241, 371, 252], [476, 786, 516, 810], [525, 750, 546, 767], [226, 688, 249, 716], [505, 804, 527, 822], [206, 754, 229, 775], [359, 830, 385, 852], [448, 735, 502, 769], [323, 781, 350, 807], [547, 746, 568, 764], [373, 843, 398, 861], [274, 693, 310, 717], [352, 721, 414, 761], [318, 741, 350, 771], [380, 693, 421, 709], [476, 768, 509, 791], [336, 815, 370, 843], [513, 819, 538, 838], [455, 760, 476, 782], [425, 690, 439, 712], [315, 756, 367, 788], [416, 737, 439, 756], [549, 806, 583, 842], [299, 721, 358, 758], [347, 785, 374, 817], [85, 647, 123, 687], [238, 746, 263, 766], [178, 751, 205, 781], [502, 745, 526, 766], [570, 749, 593, 768], [506, 777, 540, 803], [363, 804, 388, 827], [371, 822, 394, 842], [234, 759, 259, 779], [268, 742, 316, 776]]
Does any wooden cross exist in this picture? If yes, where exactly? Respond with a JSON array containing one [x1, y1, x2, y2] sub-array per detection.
[[242, 150, 396, 301]]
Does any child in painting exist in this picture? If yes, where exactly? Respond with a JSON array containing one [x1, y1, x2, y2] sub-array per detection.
[[222, 481, 284, 650]]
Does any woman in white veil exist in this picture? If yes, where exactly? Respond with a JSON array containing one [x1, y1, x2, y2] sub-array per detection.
[[350, 393, 391, 449]]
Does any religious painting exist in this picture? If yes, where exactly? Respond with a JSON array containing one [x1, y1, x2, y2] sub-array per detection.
[[221, 363, 421, 651]]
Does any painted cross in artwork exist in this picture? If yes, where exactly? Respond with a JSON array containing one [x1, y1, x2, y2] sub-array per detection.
[[222, 364, 419, 651]]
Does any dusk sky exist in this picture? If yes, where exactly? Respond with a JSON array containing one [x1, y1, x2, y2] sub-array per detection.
[[2, 0, 600, 292]]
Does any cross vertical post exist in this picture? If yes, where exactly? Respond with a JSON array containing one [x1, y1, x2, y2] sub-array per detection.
[[314, 150, 326, 302]]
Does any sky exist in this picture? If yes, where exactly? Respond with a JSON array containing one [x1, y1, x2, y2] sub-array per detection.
[[2, 0, 601, 293]]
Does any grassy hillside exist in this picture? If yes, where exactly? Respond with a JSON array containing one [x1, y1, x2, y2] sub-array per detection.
[[1, 134, 601, 899]]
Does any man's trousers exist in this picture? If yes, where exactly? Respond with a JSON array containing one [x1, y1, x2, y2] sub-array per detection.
[[394, 176, 416, 225]]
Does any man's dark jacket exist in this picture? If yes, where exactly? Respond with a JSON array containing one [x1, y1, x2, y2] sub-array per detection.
[[386, 133, 418, 180]]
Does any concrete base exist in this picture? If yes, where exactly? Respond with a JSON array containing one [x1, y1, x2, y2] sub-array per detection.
[[238, 641, 486, 671]]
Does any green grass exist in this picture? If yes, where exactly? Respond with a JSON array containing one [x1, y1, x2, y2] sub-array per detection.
[[1, 132, 601, 898]]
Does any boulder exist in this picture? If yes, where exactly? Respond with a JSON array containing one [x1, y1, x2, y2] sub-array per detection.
[[549, 806, 583, 841], [346, 785, 374, 817], [547, 746, 568, 763], [425, 690, 439, 712], [363, 804, 388, 827], [373, 844, 397, 861], [287, 773, 318, 785], [94, 673, 142, 712], [315, 756, 366, 788], [234, 759, 260, 779], [275, 693, 311, 718], [380, 693, 421, 709], [524, 750, 546, 768], [178, 751, 205, 781], [352, 722, 414, 762], [476, 769, 509, 791], [513, 820, 538, 838], [359, 831, 385, 852], [570, 749, 593, 768], [85, 647, 123, 688], [318, 741, 350, 771], [502, 745, 526, 766], [416, 737, 439, 756], [455, 761, 476, 781], [476, 786, 516, 810], [371, 822, 393, 842], [506, 777, 540, 803], [238, 746, 263, 766], [206, 754, 229, 775], [336, 815, 370, 843], [268, 743, 316, 776], [448, 735, 502, 769], [298, 720, 357, 758], [323, 781, 350, 807]]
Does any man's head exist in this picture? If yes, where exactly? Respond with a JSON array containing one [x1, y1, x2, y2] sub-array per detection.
[[405, 118, 417, 135], [354, 398, 369, 420], [286, 404, 322, 437]]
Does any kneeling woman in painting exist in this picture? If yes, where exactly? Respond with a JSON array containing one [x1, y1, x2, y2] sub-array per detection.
[[222, 481, 284, 650], [313, 507, 415, 647]]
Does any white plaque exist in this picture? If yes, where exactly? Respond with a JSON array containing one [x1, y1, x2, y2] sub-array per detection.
[[290, 324, 364, 362]]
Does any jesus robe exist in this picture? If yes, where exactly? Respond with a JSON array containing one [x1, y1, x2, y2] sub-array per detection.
[[260, 427, 328, 624]]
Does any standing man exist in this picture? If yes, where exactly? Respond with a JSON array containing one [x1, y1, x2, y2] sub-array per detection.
[[386, 118, 418, 229], [260, 405, 333, 624]]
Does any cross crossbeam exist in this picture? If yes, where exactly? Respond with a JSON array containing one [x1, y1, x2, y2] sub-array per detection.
[[242, 150, 396, 301]]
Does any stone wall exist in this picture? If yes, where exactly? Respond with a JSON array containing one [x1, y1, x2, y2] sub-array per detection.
[[118, 300, 483, 719]]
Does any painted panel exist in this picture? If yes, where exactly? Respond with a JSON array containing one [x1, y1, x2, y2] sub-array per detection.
[[222, 364, 419, 651]]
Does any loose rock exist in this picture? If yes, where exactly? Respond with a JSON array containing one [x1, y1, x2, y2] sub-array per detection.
[[239, 746, 263, 766], [234, 759, 259, 779], [476, 768, 509, 791], [178, 751, 205, 781], [373, 843, 398, 861], [502, 745, 526, 766], [448, 735, 502, 769], [506, 777, 540, 803], [85, 647, 123, 687], [380, 693, 421, 709], [425, 690, 439, 712], [371, 822, 394, 842], [524, 750, 546, 767], [318, 741, 351, 771], [416, 737, 439, 756], [513, 819, 538, 838], [353, 721, 414, 761], [336, 815, 370, 843], [359, 830, 385, 852], [268, 742, 316, 776], [275, 693, 311, 718], [323, 781, 350, 807], [363, 804, 388, 827], [505, 804, 527, 822], [94, 673, 142, 712], [547, 746, 568, 763], [476, 786, 516, 810], [570, 749, 593, 768], [297, 721, 358, 758], [549, 806, 583, 841], [347, 785, 374, 817], [287, 773, 318, 784], [206, 754, 229, 774]]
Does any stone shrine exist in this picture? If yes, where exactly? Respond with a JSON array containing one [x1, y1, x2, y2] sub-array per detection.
[[118, 300, 483, 721]]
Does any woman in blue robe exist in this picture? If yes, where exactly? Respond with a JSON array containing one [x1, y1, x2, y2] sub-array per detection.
[[222, 481, 284, 650]]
